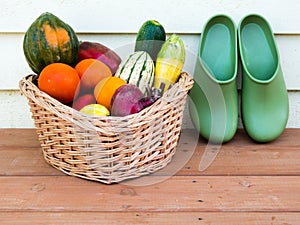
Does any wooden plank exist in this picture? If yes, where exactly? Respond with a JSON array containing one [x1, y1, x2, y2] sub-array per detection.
[[1, 129, 300, 176], [0, 212, 299, 225], [0, 147, 61, 176], [2, 0, 300, 34], [175, 128, 300, 176], [0, 128, 39, 148], [0, 128, 62, 176], [0, 176, 299, 212]]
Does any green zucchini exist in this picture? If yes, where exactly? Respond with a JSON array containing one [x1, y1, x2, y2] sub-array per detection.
[[134, 20, 166, 61]]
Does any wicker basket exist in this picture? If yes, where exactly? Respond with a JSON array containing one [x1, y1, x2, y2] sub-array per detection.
[[19, 72, 193, 184]]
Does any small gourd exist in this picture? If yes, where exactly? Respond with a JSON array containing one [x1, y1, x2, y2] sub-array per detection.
[[23, 12, 79, 74], [115, 51, 154, 93]]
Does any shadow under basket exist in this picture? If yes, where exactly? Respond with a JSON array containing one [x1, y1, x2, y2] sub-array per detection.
[[19, 72, 194, 184]]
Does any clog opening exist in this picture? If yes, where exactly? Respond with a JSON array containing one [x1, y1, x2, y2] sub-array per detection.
[[200, 16, 237, 82], [240, 16, 278, 81]]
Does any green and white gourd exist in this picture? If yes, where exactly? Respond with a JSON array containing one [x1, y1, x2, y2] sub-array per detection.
[[115, 51, 154, 93]]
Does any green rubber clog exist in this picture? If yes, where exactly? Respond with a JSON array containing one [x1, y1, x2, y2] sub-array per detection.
[[238, 14, 289, 142], [189, 15, 238, 143]]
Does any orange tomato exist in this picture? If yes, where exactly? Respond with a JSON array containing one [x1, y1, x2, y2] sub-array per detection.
[[75, 59, 112, 90], [38, 63, 80, 104], [94, 76, 126, 109]]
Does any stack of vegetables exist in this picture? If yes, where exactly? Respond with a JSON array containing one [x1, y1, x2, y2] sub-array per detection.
[[23, 12, 186, 117]]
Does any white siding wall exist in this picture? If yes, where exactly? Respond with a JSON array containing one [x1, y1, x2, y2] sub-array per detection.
[[1, 0, 300, 128]]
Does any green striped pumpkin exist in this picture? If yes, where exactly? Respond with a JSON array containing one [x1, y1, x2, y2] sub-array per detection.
[[115, 51, 154, 93], [23, 12, 79, 74]]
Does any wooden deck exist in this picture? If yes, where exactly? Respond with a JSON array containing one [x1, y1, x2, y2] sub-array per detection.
[[0, 128, 299, 224]]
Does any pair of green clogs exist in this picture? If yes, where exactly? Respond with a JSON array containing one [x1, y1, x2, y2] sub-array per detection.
[[189, 14, 289, 143]]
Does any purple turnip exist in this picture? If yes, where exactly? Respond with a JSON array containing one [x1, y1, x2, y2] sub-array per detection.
[[111, 84, 145, 116]]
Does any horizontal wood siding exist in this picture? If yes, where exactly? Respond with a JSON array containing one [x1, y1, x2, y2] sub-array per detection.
[[2, 0, 300, 34], [1, 34, 300, 90], [1, 0, 300, 128], [1, 91, 300, 128]]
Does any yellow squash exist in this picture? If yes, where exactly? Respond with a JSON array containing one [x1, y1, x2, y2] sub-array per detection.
[[154, 34, 185, 92]]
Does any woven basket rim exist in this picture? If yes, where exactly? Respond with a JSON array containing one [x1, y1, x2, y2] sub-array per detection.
[[19, 72, 194, 129]]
